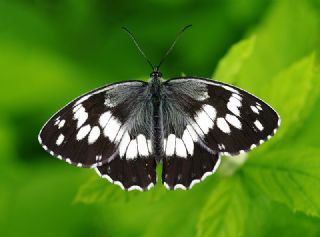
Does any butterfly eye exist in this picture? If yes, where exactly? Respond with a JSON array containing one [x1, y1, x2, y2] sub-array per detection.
[[150, 71, 162, 79]]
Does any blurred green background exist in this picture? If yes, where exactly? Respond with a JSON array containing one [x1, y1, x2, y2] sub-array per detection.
[[1, 0, 320, 236]]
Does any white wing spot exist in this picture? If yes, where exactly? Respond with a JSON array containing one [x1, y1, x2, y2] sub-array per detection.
[[128, 185, 143, 191], [104, 97, 116, 108], [197, 91, 209, 101], [76, 125, 91, 140], [174, 184, 187, 190], [202, 104, 217, 121], [115, 127, 126, 143], [254, 120, 264, 131], [73, 104, 82, 113], [147, 139, 153, 153], [126, 139, 138, 159], [195, 110, 214, 134], [191, 122, 204, 137], [99, 111, 112, 128], [119, 132, 130, 158], [166, 134, 176, 157], [186, 125, 198, 141], [218, 144, 225, 150], [250, 105, 259, 114], [225, 114, 242, 129], [182, 129, 194, 155], [256, 102, 262, 110], [189, 180, 200, 189], [222, 85, 239, 94], [56, 134, 64, 146], [227, 96, 241, 116], [104, 117, 121, 142], [54, 116, 60, 125], [175, 138, 187, 158], [250, 144, 256, 150], [73, 105, 88, 128], [163, 139, 167, 151], [232, 93, 242, 101], [217, 117, 231, 134], [58, 119, 65, 129], [88, 126, 101, 144], [75, 94, 91, 106], [137, 134, 149, 157], [114, 181, 125, 190], [147, 183, 154, 190], [229, 96, 241, 107]]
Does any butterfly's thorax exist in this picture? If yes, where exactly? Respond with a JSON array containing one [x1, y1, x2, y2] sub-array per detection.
[[149, 76, 164, 162]]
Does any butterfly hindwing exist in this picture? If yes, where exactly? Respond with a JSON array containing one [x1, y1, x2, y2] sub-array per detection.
[[163, 77, 280, 155], [96, 145, 156, 191], [162, 142, 220, 190], [38, 81, 151, 167]]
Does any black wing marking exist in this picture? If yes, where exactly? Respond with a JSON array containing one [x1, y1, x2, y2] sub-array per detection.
[[162, 142, 220, 190], [163, 77, 280, 156], [38, 80, 152, 167]]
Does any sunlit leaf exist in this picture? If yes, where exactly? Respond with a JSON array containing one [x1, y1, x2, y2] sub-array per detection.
[[74, 176, 142, 204], [214, 35, 256, 83], [213, 0, 320, 98], [244, 147, 320, 217], [263, 53, 319, 143], [197, 175, 249, 237]]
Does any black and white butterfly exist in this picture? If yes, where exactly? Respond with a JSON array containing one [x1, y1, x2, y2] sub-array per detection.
[[38, 25, 280, 191]]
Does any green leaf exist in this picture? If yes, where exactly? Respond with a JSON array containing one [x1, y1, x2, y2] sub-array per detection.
[[264, 53, 320, 141], [214, 35, 256, 83], [242, 189, 320, 237], [213, 0, 320, 98], [74, 176, 142, 204], [74, 168, 166, 204], [244, 147, 320, 217], [197, 175, 249, 237]]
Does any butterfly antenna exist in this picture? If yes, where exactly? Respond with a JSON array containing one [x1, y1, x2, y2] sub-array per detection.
[[122, 27, 155, 71], [157, 24, 192, 70]]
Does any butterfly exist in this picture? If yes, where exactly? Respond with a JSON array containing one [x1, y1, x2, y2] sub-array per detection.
[[38, 25, 280, 191]]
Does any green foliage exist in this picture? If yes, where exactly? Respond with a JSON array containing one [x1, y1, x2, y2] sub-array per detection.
[[214, 35, 256, 84], [1, 0, 320, 236], [245, 148, 320, 216], [197, 176, 249, 237]]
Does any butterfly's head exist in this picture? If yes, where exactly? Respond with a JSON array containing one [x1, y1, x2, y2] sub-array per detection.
[[150, 68, 162, 79]]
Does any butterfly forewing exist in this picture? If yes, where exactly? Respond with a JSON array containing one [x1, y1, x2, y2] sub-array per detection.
[[38, 81, 151, 168], [163, 77, 280, 156]]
